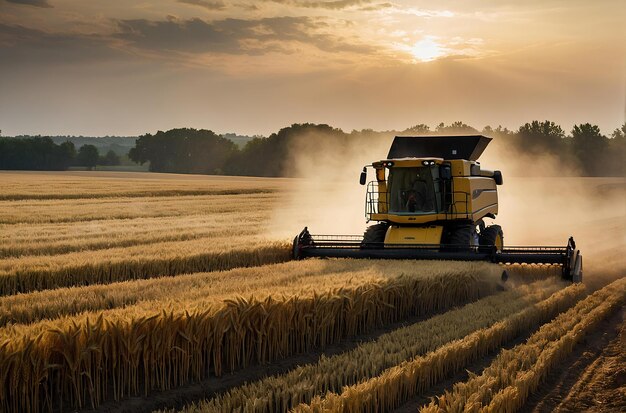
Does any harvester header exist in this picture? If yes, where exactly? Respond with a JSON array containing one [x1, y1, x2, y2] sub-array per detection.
[[293, 134, 583, 282]]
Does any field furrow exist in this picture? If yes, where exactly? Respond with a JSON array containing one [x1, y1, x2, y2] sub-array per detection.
[[419, 276, 626, 413], [0, 212, 267, 258], [174, 280, 580, 413], [0, 260, 499, 327], [0, 237, 291, 295], [0, 193, 276, 224], [292, 282, 586, 412], [0, 262, 500, 412], [0, 171, 287, 200]]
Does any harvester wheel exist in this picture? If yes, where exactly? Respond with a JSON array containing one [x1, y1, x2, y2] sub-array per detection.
[[480, 225, 504, 252], [448, 225, 473, 247], [361, 223, 388, 248]]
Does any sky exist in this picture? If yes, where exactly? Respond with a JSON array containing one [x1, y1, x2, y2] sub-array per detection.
[[0, 0, 624, 137]]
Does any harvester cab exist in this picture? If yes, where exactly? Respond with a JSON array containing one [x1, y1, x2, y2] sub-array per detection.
[[293, 135, 583, 283]]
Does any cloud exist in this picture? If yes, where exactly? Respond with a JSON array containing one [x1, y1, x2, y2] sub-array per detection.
[[267, 0, 377, 10], [4, 0, 52, 8], [176, 0, 225, 11], [0, 23, 121, 65], [115, 16, 375, 55], [359, 2, 393, 11]]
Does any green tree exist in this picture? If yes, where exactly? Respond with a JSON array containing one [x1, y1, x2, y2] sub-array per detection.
[[516, 120, 565, 154], [76, 144, 100, 170], [435, 122, 479, 135], [611, 123, 626, 140], [56, 141, 76, 169], [482, 125, 514, 138], [606, 123, 626, 176], [570, 123, 609, 176], [99, 150, 120, 166], [129, 128, 237, 174], [225, 124, 346, 177], [403, 124, 431, 134], [0, 137, 75, 170]]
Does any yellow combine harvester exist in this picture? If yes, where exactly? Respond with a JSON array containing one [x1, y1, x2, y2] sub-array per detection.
[[293, 135, 583, 282]]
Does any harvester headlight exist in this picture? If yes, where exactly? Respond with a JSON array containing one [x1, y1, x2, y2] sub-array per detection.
[[422, 160, 436, 166]]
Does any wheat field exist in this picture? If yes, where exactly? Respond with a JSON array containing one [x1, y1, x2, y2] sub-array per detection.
[[0, 171, 622, 413]]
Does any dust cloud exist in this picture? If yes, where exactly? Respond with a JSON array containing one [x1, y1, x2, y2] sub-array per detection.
[[483, 139, 626, 287], [268, 131, 393, 238], [269, 132, 626, 288]]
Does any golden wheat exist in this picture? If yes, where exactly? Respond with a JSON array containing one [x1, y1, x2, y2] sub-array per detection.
[[0, 211, 270, 258], [168, 279, 570, 413], [0, 171, 287, 200], [0, 259, 497, 327], [419, 276, 626, 413], [292, 282, 586, 413], [0, 263, 499, 412], [0, 237, 291, 295], [0, 192, 278, 224]]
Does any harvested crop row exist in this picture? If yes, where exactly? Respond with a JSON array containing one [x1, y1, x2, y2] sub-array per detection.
[[0, 238, 291, 295], [419, 276, 626, 413], [0, 172, 287, 200], [0, 193, 275, 224], [0, 264, 499, 412], [0, 260, 497, 327], [177, 280, 578, 413], [292, 282, 587, 413], [0, 212, 267, 258], [0, 188, 275, 201]]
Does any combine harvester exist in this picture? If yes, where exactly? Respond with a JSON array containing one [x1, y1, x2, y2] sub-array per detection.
[[293, 135, 583, 282]]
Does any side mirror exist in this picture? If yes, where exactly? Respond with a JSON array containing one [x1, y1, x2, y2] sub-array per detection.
[[494, 170, 503, 185], [359, 167, 367, 185], [439, 165, 452, 180]]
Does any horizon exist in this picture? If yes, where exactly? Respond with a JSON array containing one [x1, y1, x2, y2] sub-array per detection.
[[4, 119, 624, 139], [1, 0, 625, 136]]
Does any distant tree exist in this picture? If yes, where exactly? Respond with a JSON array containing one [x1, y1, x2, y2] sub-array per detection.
[[611, 123, 626, 140], [56, 141, 77, 169], [482, 125, 514, 138], [515, 120, 565, 154], [0, 137, 75, 170], [99, 150, 120, 166], [225, 123, 346, 177], [435, 122, 479, 135], [403, 124, 431, 134], [570, 123, 609, 176], [129, 128, 237, 174], [607, 123, 626, 176], [76, 144, 100, 170]]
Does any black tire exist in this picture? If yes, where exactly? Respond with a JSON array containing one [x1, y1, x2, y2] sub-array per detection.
[[448, 224, 473, 244], [479, 225, 504, 251], [361, 223, 388, 248]]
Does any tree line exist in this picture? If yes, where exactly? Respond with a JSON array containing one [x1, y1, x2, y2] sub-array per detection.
[[0, 137, 120, 170], [129, 121, 625, 177], [2, 121, 624, 176]]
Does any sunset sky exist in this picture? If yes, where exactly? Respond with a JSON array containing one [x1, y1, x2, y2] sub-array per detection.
[[1, 0, 624, 136]]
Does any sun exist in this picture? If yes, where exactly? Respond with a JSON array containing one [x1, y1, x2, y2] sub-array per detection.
[[411, 37, 446, 62]]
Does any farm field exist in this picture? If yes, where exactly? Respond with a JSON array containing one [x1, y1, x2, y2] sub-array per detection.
[[0, 171, 624, 413]]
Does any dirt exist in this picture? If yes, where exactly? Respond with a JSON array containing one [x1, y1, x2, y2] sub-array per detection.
[[524, 307, 625, 413], [395, 301, 625, 413]]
